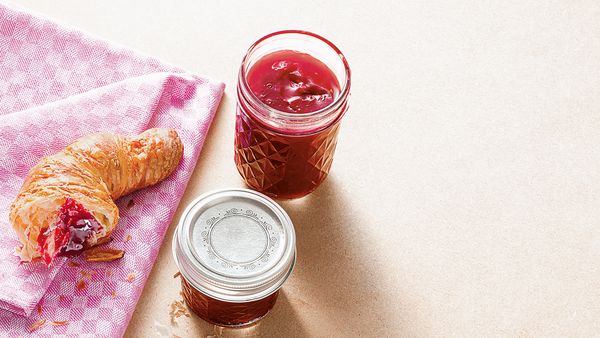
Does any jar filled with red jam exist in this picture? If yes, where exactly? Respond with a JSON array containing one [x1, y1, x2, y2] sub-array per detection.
[[172, 189, 296, 327], [235, 30, 351, 199]]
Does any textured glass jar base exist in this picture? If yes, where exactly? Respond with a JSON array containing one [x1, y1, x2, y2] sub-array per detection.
[[181, 278, 279, 327], [234, 107, 340, 199]]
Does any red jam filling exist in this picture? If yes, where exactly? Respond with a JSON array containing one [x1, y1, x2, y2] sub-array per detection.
[[181, 278, 279, 326], [37, 197, 103, 265], [247, 50, 340, 114]]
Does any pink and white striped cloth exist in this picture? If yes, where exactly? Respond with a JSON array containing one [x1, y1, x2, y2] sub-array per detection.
[[0, 2, 224, 337]]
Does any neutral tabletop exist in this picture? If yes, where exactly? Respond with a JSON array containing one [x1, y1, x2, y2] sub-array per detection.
[[10, 0, 600, 337]]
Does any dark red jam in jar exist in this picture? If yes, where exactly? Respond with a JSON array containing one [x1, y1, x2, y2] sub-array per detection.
[[172, 189, 296, 327], [180, 278, 279, 326], [235, 30, 351, 199]]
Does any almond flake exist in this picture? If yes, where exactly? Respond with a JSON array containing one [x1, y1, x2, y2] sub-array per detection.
[[28, 319, 46, 332], [95, 236, 113, 246], [76, 280, 87, 290], [126, 273, 136, 282], [126, 199, 135, 209], [67, 261, 80, 268], [173, 271, 181, 279], [83, 248, 124, 262], [50, 320, 68, 327]]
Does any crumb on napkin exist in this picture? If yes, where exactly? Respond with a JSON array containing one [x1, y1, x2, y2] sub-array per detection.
[[28, 319, 46, 332], [76, 280, 87, 290], [80, 270, 96, 279], [84, 248, 124, 262], [50, 320, 68, 327]]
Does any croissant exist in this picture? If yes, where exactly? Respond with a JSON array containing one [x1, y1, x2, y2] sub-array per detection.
[[9, 128, 184, 264]]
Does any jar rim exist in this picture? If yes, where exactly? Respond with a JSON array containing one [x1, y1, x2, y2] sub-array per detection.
[[238, 30, 351, 122]]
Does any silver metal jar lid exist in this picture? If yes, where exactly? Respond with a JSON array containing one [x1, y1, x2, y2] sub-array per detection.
[[172, 188, 296, 303]]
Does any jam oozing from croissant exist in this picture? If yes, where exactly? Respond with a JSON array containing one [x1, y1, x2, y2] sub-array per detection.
[[37, 197, 103, 264]]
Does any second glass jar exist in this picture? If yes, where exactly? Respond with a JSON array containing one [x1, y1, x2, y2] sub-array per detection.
[[235, 30, 351, 199]]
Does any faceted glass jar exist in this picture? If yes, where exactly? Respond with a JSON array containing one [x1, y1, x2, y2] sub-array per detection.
[[235, 30, 351, 199]]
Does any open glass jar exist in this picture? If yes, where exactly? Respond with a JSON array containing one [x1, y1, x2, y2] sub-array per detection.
[[235, 30, 351, 199], [172, 189, 296, 327]]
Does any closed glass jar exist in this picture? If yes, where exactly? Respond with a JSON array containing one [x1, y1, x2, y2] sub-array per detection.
[[172, 189, 296, 327], [235, 30, 351, 199]]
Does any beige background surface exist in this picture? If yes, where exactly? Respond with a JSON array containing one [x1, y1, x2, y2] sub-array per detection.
[[10, 0, 600, 337]]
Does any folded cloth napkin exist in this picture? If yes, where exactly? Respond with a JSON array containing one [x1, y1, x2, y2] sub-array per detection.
[[0, 3, 224, 337]]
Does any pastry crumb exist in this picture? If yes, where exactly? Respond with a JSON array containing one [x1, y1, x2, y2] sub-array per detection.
[[169, 300, 191, 324], [76, 280, 87, 290], [50, 320, 68, 327], [67, 261, 80, 268], [126, 273, 136, 282], [84, 248, 124, 262], [106, 270, 113, 277], [173, 271, 181, 279], [125, 234, 132, 242], [111, 290, 117, 299], [80, 270, 96, 279], [37, 303, 42, 316], [126, 199, 135, 209], [28, 319, 46, 332]]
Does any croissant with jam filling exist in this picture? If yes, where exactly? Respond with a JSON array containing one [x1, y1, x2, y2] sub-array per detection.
[[9, 128, 184, 265]]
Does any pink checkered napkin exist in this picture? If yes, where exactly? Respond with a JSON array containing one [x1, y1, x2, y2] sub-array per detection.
[[0, 3, 224, 337]]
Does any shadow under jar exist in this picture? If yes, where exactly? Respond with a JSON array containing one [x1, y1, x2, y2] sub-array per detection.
[[235, 30, 351, 199], [172, 189, 296, 327]]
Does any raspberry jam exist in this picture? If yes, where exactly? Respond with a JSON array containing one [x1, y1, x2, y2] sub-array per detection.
[[246, 50, 340, 114], [172, 189, 296, 327], [235, 31, 351, 199], [37, 197, 103, 265]]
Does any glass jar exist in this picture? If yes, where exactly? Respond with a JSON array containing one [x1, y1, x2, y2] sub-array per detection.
[[172, 189, 296, 327], [235, 30, 351, 199]]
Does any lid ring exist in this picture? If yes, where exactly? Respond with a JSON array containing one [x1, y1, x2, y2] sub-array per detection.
[[172, 188, 296, 303]]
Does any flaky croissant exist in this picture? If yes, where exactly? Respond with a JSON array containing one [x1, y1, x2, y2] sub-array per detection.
[[9, 128, 184, 264]]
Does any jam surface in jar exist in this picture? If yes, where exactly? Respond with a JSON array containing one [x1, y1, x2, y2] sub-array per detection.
[[181, 278, 279, 327], [246, 50, 340, 114], [235, 49, 344, 199]]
